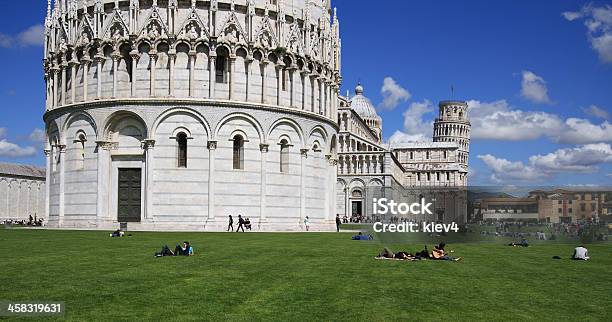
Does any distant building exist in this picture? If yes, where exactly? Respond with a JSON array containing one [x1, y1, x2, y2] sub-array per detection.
[[472, 197, 539, 221], [530, 189, 611, 223], [0, 163, 46, 221]]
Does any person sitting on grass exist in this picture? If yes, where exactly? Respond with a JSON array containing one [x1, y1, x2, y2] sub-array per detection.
[[509, 237, 529, 247], [245, 218, 252, 231], [175, 241, 194, 256], [572, 245, 589, 260], [430, 242, 461, 261], [110, 229, 124, 237]]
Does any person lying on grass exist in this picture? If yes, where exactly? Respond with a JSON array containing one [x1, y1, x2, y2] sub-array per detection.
[[376, 247, 418, 260], [430, 242, 461, 261], [155, 241, 194, 257], [352, 232, 374, 240]]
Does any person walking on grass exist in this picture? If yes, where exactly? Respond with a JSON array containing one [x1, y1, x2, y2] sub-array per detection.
[[304, 216, 310, 231], [236, 214, 245, 232], [336, 214, 342, 232], [227, 215, 234, 232]]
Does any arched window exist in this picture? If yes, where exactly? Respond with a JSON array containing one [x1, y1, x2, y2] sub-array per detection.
[[75, 133, 86, 170], [233, 135, 244, 170], [280, 139, 289, 173], [216, 55, 227, 83], [177, 132, 188, 168]]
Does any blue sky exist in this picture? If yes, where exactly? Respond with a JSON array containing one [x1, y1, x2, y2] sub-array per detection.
[[0, 0, 611, 186]]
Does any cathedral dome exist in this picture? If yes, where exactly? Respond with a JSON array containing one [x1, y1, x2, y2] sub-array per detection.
[[350, 84, 380, 121]]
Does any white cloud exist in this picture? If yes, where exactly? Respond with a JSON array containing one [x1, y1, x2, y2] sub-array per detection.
[[0, 24, 45, 48], [564, 4, 612, 63], [387, 130, 429, 144], [0, 140, 37, 158], [582, 105, 610, 119], [478, 143, 612, 183], [520, 70, 551, 104], [468, 100, 612, 144], [477, 154, 550, 183], [529, 143, 612, 173], [17, 24, 44, 47], [0, 127, 40, 158], [28, 128, 45, 144], [401, 99, 434, 139], [562, 11, 583, 21], [554, 118, 612, 144], [379, 77, 411, 111]]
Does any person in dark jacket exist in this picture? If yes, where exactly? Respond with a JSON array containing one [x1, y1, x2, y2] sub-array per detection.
[[227, 215, 234, 232], [236, 214, 245, 232], [335, 215, 342, 232]]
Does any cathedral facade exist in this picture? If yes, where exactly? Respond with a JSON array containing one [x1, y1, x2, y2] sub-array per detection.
[[336, 85, 470, 223], [43, 0, 341, 231]]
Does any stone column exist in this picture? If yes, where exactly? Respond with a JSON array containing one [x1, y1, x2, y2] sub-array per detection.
[[130, 51, 139, 97], [96, 141, 115, 225], [112, 52, 120, 98], [327, 156, 337, 222], [261, 60, 268, 104], [276, 64, 282, 105], [70, 59, 77, 103], [44, 149, 51, 221], [300, 71, 307, 110], [209, 54, 216, 98], [95, 54, 103, 99], [245, 56, 253, 102], [344, 184, 350, 218], [289, 66, 297, 108], [149, 51, 157, 97], [168, 50, 176, 97], [207, 141, 217, 220], [81, 57, 91, 102], [260, 144, 269, 223], [52, 67, 59, 108], [142, 139, 155, 220], [58, 145, 66, 226], [188, 50, 196, 97], [300, 148, 308, 222], [61, 63, 67, 105], [229, 55, 236, 100]]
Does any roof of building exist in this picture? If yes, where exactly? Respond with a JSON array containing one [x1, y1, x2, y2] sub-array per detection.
[[350, 83, 381, 121], [0, 162, 46, 179], [390, 141, 459, 150]]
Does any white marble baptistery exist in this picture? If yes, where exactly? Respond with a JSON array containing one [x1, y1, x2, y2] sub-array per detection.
[[42, 0, 341, 231]]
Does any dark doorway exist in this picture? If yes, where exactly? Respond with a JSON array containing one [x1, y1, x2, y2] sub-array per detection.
[[118, 168, 142, 222], [351, 200, 363, 217]]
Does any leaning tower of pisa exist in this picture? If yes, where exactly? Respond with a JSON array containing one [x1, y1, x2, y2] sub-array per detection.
[[433, 101, 471, 169]]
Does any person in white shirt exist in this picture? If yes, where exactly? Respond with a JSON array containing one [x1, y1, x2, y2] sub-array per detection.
[[304, 216, 310, 231], [572, 246, 589, 260]]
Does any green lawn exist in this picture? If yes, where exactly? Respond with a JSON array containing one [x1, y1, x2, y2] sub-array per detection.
[[1, 229, 611, 321]]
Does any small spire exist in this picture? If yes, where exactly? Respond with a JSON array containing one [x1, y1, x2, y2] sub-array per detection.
[[192, 0, 196, 9]]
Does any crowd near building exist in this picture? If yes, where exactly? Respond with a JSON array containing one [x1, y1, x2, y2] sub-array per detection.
[[0, 163, 46, 223], [13, 0, 472, 231]]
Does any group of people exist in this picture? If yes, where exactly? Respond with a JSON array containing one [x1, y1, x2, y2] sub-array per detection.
[[227, 215, 252, 232], [376, 242, 462, 261], [1, 215, 44, 227]]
